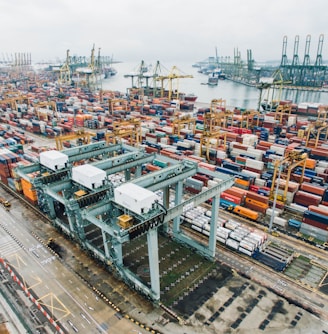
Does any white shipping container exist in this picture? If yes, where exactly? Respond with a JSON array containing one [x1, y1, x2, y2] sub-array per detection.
[[287, 115, 297, 127], [226, 238, 239, 250], [246, 159, 264, 171], [266, 208, 281, 217], [216, 236, 227, 244], [273, 217, 287, 227], [114, 183, 158, 214], [239, 240, 255, 251], [300, 223, 328, 237], [225, 221, 240, 231], [289, 203, 308, 213], [317, 161, 328, 168], [229, 231, 244, 242], [216, 150, 227, 159], [238, 247, 253, 256], [271, 145, 286, 156], [192, 225, 202, 233], [207, 180, 219, 188], [254, 178, 266, 187], [315, 167, 326, 174], [243, 236, 259, 248], [39, 150, 68, 171], [217, 231, 229, 240]]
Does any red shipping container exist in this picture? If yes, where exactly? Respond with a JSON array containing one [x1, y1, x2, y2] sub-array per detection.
[[220, 192, 242, 205], [302, 218, 328, 231], [145, 146, 158, 154], [145, 164, 161, 172], [249, 185, 260, 193], [225, 187, 247, 199], [192, 174, 209, 187], [294, 191, 321, 206], [291, 173, 312, 183]]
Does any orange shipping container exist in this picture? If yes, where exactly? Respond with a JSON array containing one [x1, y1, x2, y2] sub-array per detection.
[[308, 205, 328, 217], [225, 187, 247, 199], [245, 197, 269, 210], [300, 182, 325, 196], [21, 178, 38, 201], [305, 158, 316, 169], [234, 178, 250, 188]]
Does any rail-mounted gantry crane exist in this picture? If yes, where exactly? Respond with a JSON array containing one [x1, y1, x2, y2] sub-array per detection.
[[270, 150, 307, 203], [31, 100, 58, 120], [303, 119, 328, 148], [107, 98, 129, 116], [105, 118, 142, 146], [239, 109, 260, 129], [199, 99, 228, 161], [172, 113, 196, 137], [0, 91, 30, 111], [55, 130, 93, 150], [272, 103, 292, 124], [155, 66, 193, 100]]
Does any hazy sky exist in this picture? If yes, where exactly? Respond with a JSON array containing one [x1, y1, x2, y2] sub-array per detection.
[[1, 0, 327, 65]]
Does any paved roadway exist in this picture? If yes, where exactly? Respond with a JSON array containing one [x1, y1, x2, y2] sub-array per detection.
[[0, 203, 151, 334]]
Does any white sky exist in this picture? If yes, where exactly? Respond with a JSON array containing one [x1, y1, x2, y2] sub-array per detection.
[[1, 0, 327, 64]]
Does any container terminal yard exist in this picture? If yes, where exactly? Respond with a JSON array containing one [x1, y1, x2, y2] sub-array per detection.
[[0, 66, 328, 333]]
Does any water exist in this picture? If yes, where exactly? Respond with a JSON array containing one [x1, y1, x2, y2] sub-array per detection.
[[101, 61, 328, 109]]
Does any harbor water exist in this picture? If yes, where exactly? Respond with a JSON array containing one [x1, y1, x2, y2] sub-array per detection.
[[101, 61, 328, 110]]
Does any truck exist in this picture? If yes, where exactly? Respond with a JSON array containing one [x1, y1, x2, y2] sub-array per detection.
[[0, 197, 11, 210]]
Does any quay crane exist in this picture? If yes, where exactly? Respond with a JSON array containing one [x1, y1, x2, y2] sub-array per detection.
[[258, 69, 292, 112], [155, 66, 193, 100], [59, 49, 71, 85]]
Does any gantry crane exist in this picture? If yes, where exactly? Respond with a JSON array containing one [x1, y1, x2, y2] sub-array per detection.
[[172, 113, 196, 136], [0, 92, 30, 111], [31, 100, 58, 120], [273, 103, 292, 124], [55, 130, 92, 150], [318, 105, 328, 122], [155, 66, 193, 100], [105, 118, 141, 146], [239, 110, 260, 129], [270, 150, 307, 203], [107, 98, 129, 116], [199, 99, 228, 161], [304, 119, 328, 148]]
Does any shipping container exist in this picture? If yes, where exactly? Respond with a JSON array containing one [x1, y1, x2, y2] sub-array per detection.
[[232, 205, 259, 221]]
